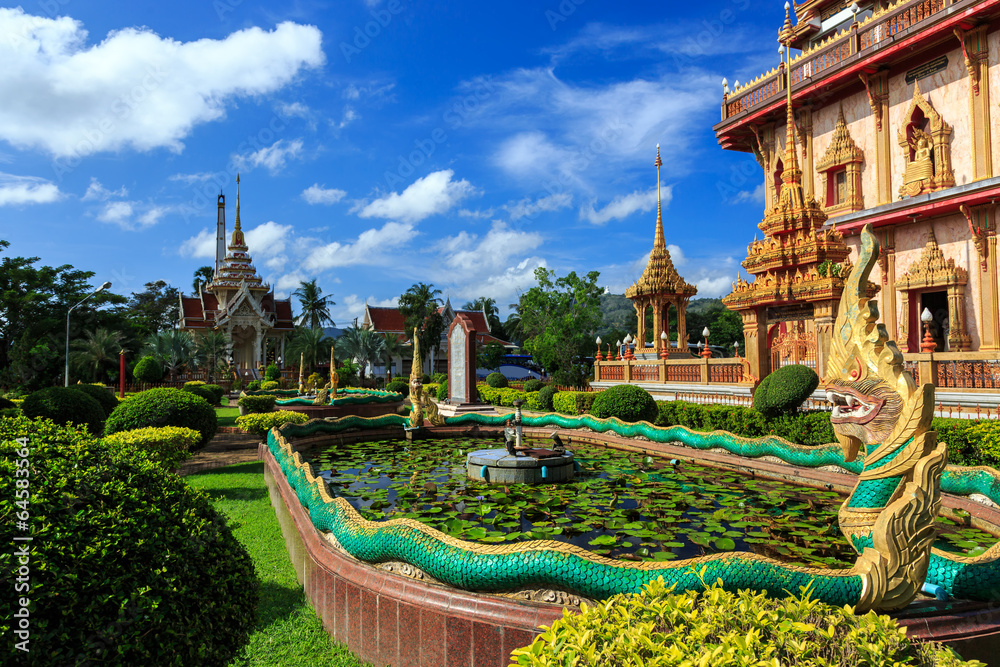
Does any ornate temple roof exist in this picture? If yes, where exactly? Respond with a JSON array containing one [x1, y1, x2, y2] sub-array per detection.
[[625, 146, 697, 301], [208, 174, 269, 293]]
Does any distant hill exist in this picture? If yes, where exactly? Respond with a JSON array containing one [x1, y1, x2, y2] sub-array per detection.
[[598, 293, 635, 336], [322, 327, 345, 339]]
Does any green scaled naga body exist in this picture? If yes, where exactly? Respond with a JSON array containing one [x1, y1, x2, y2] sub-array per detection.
[[268, 225, 998, 610]]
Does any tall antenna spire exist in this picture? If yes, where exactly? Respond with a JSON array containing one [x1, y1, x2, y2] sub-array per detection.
[[234, 173, 242, 231], [654, 144, 665, 249]]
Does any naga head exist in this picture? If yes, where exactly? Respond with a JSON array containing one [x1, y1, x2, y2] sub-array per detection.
[[409, 326, 423, 395], [825, 225, 925, 460]]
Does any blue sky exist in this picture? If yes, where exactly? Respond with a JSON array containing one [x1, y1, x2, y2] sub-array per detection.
[[0, 0, 784, 324]]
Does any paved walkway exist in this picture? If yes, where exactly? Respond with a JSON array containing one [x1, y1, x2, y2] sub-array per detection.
[[178, 431, 261, 476]]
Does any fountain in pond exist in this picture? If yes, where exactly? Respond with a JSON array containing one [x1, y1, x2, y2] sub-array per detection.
[[466, 399, 575, 484]]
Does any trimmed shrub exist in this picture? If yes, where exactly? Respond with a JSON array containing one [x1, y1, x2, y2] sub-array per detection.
[[235, 410, 310, 437], [132, 355, 163, 384], [753, 364, 819, 417], [264, 363, 281, 381], [103, 425, 200, 471], [22, 386, 105, 435], [486, 372, 508, 388], [183, 382, 215, 404], [68, 383, 119, 418], [105, 388, 218, 449], [536, 385, 557, 412], [477, 385, 528, 407], [237, 394, 277, 414], [437, 379, 449, 401], [432, 372, 448, 384], [510, 576, 978, 667], [552, 390, 597, 415], [203, 383, 225, 404], [423, 382, 439, 398], [590, 384, 658, 423], [260, 380, 280, 391], [0, 416, 258, 666], [964, 420, 1000, 467], [246, 380, 263, 391], [523, 378, 545, 393], [386, 379, 409, 397]]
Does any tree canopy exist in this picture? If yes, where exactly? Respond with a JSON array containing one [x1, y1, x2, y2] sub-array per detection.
[[517, 268, 602, 385], [292, 279, 335, 330], [398, 282, 444, 358]]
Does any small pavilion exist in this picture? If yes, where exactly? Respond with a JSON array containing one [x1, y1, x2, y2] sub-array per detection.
[[624, 146, 698, 358]]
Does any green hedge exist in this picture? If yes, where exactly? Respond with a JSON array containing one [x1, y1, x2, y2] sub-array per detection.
[[510, 576, 978, 666], [753, 364, 819, 417], [477, 385, 528, 407], [68, 383, 119, 419], [22, 386, 105, 435], [132, 356, 163, 384], [237, 394, 277, 414], [523, 378, 546, 393], [260, 380, 280, 391], [105, 388, 218, 449], [386, 379, 409, 397], [183, 382, 216, 404], [235, 410, 310, 437], [103, 425, 200, 471], [552, 391, 597, 415], [535, 385, 556, 412], [590, 384, 658, 423], [0, 416, 257, 666], [437, 379, 449, 401]]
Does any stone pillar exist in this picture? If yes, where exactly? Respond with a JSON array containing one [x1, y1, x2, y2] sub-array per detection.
[[677, 298, 689, 352], [863, 71, 892, 205], [958, 26, 992, 181], [813, 301, 836, 380], [797, 107, 814, 201], [651, 300, 662, 353], [878, 228, 898, 343], [899, 291, 912, 352], [986, 228, 1000, 350], [947, 284, 971, 351], [741, 308, 769, 381]]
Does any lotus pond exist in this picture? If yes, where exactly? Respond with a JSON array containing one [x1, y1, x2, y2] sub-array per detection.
[[308, 437, 998, 567]]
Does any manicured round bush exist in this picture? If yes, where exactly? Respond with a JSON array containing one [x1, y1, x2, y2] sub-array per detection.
[[132, 355, 163, 384], [753, 364, 819, 418], [511, 577, 977, 667], [264, 363, 281, 381], [486, 372, 508, 388], [0, 396, 15, 409], [536, 385, 557, 412], [246, 380, 262, 391], [105, 388, 218, 449], [386, 378, 409, 397], [22, 386, 105, 435], [182, 382, 216, 404], [0, 416, 257, 666], [68, 383, 119, 418], [589, 384, 657, 423], [237, 394, 277, 414], [523, 378, 545, 393], [203, 383, 225, 404], [260, 380, 280, 391], [421, 373, 431, 384], [235, 410, 310, 437], [436, 379, 449, 401], [432, 372, 447, 384], [103, 425, 200, 471]]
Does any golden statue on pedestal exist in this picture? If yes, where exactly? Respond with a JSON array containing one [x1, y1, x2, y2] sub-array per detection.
[[903, 128, 934, 192]]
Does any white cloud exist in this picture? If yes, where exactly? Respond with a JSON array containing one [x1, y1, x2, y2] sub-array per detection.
[[233, 138, 303, 173], [245, 220, 293, 259], [277, 101, 310, 118], [357, 170, 478, 223], [168, 172, 218, 184], [82, 177, 127, 201], [437, 222, 544, 273], [494, 131, 572, 179], [303, 221, 417, 270], [0, 9, 325, 158], [0, 172, 61, 206], [458, 208, 495, 219], [579, 187, 662, 225], [97, 201, 135, 227], [302, 183, 347, 205], [505, 192, 572, 221], [666, 244, 686, 267], [733, 183, 765, 204], [180, 228, 216, 258], [334, 106, 358, 130]]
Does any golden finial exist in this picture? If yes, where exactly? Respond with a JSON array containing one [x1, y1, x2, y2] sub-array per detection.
[[654, 144, 665, 249], [235, 173, 241, 230]]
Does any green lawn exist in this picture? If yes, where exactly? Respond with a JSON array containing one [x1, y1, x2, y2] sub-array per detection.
[[186, 462, 370, 667], [216, 405, 240, 428]]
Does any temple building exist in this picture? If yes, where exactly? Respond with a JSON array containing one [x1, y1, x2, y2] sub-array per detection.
[[625, 146, 698, 358], [178, 176, 295, 375], [715, 0, 1000, 387]]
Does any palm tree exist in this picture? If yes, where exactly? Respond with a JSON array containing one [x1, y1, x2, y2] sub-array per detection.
[[69, 327, 123, 383], [285, 326, 333, 375], [335, 326, 386, 383], [143, 329, 195, 381], [193, 330, 228, 381], [379, 332, 405, 380], [398, 282, 443, 363], [463, 296, 504, 338], [292, 279, 336, 330], [192, 266, 214, 294]]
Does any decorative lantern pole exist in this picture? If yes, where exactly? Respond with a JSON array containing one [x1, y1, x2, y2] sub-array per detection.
[[660, 331, 670, 360], [700, 327, 712, 359], [920, 308, 937, 353], [298, 352, 305, 394], [595, 336, 603, 361], [615, 339, 622, 361], [119, 349, 125, 399]]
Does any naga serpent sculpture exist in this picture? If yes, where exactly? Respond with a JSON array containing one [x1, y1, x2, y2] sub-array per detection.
[[267, 226, 1000, 612]]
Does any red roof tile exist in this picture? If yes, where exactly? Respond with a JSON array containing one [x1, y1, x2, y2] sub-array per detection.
[[181, 297, 204, 319], [367, 306, 406, 332]]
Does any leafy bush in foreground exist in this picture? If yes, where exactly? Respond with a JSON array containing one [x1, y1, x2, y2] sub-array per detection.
[[235, 410, 310, 437], [511, 576, 981, 667], [486, 372, 508, 388], [103, 425, 200, 471], [753, 364, 819, 417], [386, 379, 409, 397], [238, 394, 277, 414], [0, 416, 258, 666], [68, 383, 119, 418], [105, 388, 217, 449]]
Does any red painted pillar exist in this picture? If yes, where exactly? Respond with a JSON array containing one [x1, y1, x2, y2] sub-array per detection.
[[119, 351, 125, 399]]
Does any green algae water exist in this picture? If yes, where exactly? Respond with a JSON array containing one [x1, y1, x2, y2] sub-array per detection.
[[308, 437, 997, 567]]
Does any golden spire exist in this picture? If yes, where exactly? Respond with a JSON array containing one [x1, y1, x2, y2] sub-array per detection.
[[234, 173, 242, 231], [654, 144, 665, 250]]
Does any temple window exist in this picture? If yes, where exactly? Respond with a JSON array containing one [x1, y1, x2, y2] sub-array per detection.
[[816, 107, 863, 216], [896, 82, 954, 198]]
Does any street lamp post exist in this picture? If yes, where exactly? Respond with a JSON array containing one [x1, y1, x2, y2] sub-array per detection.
[[700, 327, 712, 359], [65, 281, 111, 386], [920, 308, 937, 353], [660, 331, 669, 360]]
